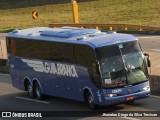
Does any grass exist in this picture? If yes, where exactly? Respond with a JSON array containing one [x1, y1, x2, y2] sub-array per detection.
[[0, 0, 160, 32]]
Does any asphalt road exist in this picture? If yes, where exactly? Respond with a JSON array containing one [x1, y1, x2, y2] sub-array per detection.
[[0, 74, 160, 120], [138, 35, 160, 96], [138, 35, 160, 76], [0, 35, 160, 120]]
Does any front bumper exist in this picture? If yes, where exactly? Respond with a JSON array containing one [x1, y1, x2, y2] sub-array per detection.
[[99, 90, 150, 106]]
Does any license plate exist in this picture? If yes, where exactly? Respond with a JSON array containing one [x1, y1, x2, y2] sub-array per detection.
[[126, 96, 134, 101]]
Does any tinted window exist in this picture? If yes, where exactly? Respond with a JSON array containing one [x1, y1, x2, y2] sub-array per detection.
[[6, 38, 17, 56], [75, 45, 101, 87], [75, 45, 95, 67], [50, 42, 75, 63], [15, 39, 51, 60], [8, 38, 75, 64]]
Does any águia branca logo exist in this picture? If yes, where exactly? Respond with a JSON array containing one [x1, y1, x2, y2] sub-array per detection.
[[22, 59, 78, 78]]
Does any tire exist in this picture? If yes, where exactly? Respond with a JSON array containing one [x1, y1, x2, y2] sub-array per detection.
[[35, 82, 43, 100], [86, 92, 98, 110], [27, 83, 35, 98]]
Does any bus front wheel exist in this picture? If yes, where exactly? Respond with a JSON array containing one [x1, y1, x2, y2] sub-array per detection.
[[86, 92, 98, 109]]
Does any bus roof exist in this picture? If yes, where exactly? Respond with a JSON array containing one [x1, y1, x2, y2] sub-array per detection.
[[7, 27, 138, 48]]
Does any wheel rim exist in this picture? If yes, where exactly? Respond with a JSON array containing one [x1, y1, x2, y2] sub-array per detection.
[[36, 86, 41, 98], [28, 85, 33, 96], [88, 94, 95, 108]]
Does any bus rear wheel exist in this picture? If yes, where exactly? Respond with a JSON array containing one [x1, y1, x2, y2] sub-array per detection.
[[35, 83, 43, 100], [86, 92, 98, 110], [27, 83, 35, 98]]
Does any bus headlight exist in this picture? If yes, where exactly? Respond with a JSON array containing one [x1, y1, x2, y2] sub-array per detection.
[[106, 94, 117, 97], [141, 86, 150, 91]]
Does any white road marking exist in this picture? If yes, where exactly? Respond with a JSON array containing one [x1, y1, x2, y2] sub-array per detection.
[[0, 91, 11, 94], [121, 117, 141, 120], [138, 36, 160, 39], [15, 96, 50, 104], [150, 95, 160, 99], [0, 73, 10, 76], [151, 49, 160, 52]]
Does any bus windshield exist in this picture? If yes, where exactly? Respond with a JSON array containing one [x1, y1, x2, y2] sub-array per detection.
[[96, 41, 149, 88]]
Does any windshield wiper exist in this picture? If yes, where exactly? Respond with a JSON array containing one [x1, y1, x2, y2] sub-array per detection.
[[131, 80, 148, 86]]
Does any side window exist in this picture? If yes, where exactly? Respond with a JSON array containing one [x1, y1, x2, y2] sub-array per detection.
[[11, 39, 75, 64], [15, 39, 51, 59], [15, 38, 28, 57], [75, 45, 101, 88], [63, 43, 75, 63], [50, 42, 75, 64], [75, 45, 95, 66], [50, 42, 65, 62], [6, 38, 12, 55], [28, 41, 51, 60], [11, 39, 16, 56]]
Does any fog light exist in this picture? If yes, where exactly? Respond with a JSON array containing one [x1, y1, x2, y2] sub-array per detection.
[[141, 86, 150, 91], [106, 94, 117, 97]]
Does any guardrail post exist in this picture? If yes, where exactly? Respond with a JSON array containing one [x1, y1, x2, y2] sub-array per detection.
[[109, 27, 113, 31], [71, 0, 79, 23], [96, 27, 99, 30], [125, 27, 128, 31]]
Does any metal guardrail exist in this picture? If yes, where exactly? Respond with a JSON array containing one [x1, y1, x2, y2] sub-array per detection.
[[49, 23, 160, 31]]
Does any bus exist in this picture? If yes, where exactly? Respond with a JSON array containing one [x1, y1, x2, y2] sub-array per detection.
[[6, 27, 151, 109]]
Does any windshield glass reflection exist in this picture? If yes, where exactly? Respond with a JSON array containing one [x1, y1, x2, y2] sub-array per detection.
[[96, 41, 148, 88]]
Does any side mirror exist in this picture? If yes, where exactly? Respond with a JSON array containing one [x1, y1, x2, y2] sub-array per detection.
[[147, 57, 151, 67], [144, 53, 149, 56], [144, 53, 151, 67]]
